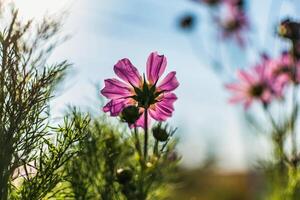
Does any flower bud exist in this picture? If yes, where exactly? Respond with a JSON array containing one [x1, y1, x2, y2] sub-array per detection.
[[116, 168, 133, 184], [167, 151, 178, 162], [201, 0, 221, 6], [179, 14, 196, 31], [121, 106, 141, 125], [278, 19, 300, 41], [290, 156, 299, 167], [152, 123, 169, 142]]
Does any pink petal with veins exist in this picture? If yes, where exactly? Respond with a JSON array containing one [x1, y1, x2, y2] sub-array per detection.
[[146, 52, 167, 84], [103, 98, 132, 116], [101, 78, 133, 99], [114, 58, 142, 87], [158, 71, 179, 92]]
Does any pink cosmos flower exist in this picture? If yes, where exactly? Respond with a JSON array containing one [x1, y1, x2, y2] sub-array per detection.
[[218, 6, 248, 46], [101, 52, 179, 128], [224, 0, 244, 8], [225, 59, 281, 109], [266, 52, 300, 89]]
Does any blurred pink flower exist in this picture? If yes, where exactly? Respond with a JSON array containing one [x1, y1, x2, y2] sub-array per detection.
[[224, 0, 244, 8], [218, 4, 248, 46], [266, 52, 300, 89], [225, 59, 280, 109], [101, 52, 179, 128]]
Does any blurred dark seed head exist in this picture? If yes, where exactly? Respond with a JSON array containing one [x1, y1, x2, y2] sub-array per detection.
[[179, 14, 196, 31], [290, 155, 299, 167], [236, 0, 244, 9], [152, 123, 169, 142], [260, 52, 270, 61], [249, 84, 265, 98], [120, 106, 141, 125], [121, 183, 136, 195], [293, 41, 300, 59], [223, 18, 241, 32], [229, 0, 244, 9], [116, 168, 133, 184], [200, 0, 222, 6], [277, 18, 300, 41]]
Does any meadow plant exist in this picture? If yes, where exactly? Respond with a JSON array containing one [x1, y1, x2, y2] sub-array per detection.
[[65, 115, 179, 200], [226, 19, 300, 199], [100, 52, 180, 199], [217, 4, 248, 47], [15, 110, 90, 200], [0, 3, 181, 199], [191, 0, 248, 46], [0, 8, 72, 199]]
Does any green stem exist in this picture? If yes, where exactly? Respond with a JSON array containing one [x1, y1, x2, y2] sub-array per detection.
[[0, 139, 14, 200], [283, 39, 300, 200], [290, 84, 298, 159], [134, 126, 142, 159], [153, 140, 158, 156], [263, 105, 279, 133], [263, 106, 286, 164], [143, 109, 148, 161], [290, 42, 298, 160]]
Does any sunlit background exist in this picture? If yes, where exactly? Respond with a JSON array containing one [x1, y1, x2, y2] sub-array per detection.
[[12, 0, 300, 171]]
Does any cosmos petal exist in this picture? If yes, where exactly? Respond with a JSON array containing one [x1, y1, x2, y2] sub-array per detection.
[[149, 107, 171, 121], [228, 95, 247, 104], [225, 83, 248, 92], [101, 78, 133, 99], [114, 58, 142, 87], [149, 93, 177, 121], [158, 93, 178, 106], [244, 99, 253, 110], [103, 98, 132, 116], [158, 71, 179, 92], [146, 52, 167, 84], [237, 70, 256, 84], [132, 111, 151, 128]]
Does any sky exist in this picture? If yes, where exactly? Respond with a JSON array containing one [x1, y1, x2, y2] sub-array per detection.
[[12, 0, 300, 171]]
